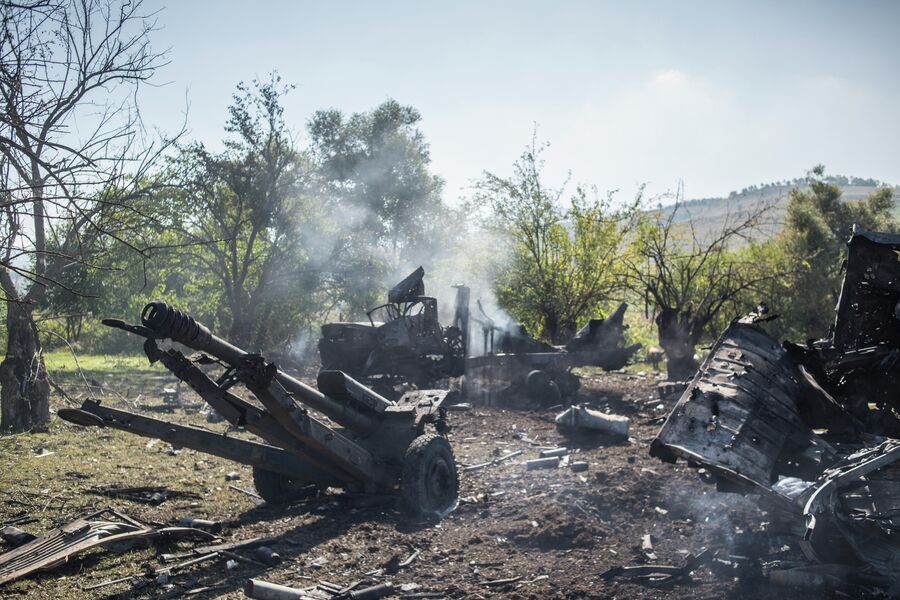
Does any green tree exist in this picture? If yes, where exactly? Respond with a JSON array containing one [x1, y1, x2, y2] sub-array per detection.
[[774, 165, 896, 339], [306, 100, 448, 315], [169, 74, 315, 348], [624, 199, 780, 380], [0, 0, 179, 432], [475, 136, 641, 344]]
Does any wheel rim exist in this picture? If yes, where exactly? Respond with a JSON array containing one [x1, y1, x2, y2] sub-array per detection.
[[426, 455, 454, 509]]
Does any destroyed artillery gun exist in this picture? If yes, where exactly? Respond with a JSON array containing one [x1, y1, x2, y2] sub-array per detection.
[[465, 302, 642, 406], [319, 267, 470, 387], [58, 302, 459, 516]]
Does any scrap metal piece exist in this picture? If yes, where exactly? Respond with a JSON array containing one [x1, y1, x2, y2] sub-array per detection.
[[832, 228, 900, 355], [800, 440, 900, 581], [388, 266, 426, 304], [564, 302, 642, 369], [526, 457, 560, 470], [0, 509, 158, 585], [601, 548, 712, 587], [786, 227, 900, 424], [556, 404, 629, 439]]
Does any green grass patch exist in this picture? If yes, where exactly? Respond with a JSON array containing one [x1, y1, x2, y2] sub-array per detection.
[[43, 351, 158, 374]]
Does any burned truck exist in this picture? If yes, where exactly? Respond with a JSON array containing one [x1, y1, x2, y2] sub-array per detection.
[[319, 267, 640, 405], [465, 302, 642, 406], [59, 302, 459, 516], [651, 226, 900, 589], [318, 267, 469, 386]]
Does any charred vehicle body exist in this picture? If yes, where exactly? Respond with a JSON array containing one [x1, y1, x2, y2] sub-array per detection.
[[318, 267, 469, 386], [465, 302, 642, 406], [651, 227, 900, 588], [59, 302, 459, 517], [318, 267, 640, 405]]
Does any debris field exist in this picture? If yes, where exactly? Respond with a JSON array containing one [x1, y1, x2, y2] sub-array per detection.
[[0, 371, 842, 599], [5, 229, 900, 598]]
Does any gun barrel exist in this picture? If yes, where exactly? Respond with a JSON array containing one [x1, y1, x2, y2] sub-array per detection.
[[140, 302, 381, 432], [141, 302, 246, 364]]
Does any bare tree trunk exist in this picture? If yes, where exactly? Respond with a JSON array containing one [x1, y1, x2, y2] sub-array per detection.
[[656, 309, 700, 382], [228, 300, 253, 349], [0, 302, 50, 433]]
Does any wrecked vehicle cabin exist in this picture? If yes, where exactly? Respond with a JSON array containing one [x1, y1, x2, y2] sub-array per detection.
[[318, 267, 470, 387], [58, 301, 459, 516], [652, 226, 900, 590]]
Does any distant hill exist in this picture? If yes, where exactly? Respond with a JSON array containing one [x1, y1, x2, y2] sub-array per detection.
[[655, 176, 900, 240]]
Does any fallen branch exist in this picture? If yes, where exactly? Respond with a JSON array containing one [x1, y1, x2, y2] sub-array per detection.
[[229, 484, 263, 501]]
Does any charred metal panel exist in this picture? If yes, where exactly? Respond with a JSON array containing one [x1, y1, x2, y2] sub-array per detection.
[[833, 228, 900, 353], [0, 509, 156, 586], [786, 227, 900, 423], [800, 441, 900, 581], [651, 322, 840, 492], [388, 266, 426, 304]]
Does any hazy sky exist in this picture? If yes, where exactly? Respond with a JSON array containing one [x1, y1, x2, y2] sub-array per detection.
[[139, 0, 900, 202]]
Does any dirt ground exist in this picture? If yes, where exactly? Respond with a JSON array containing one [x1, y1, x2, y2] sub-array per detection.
[[0, 368, 858, 599]]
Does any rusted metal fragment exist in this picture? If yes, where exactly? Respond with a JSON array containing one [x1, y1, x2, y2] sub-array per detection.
[[832, 229, 900, 355]]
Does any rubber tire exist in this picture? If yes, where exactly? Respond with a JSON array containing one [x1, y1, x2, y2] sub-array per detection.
[[251, 467, 315, 504], [526, 370, 562, 406], [400, 433, 459, 517], [554, 371, 581, 398]]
